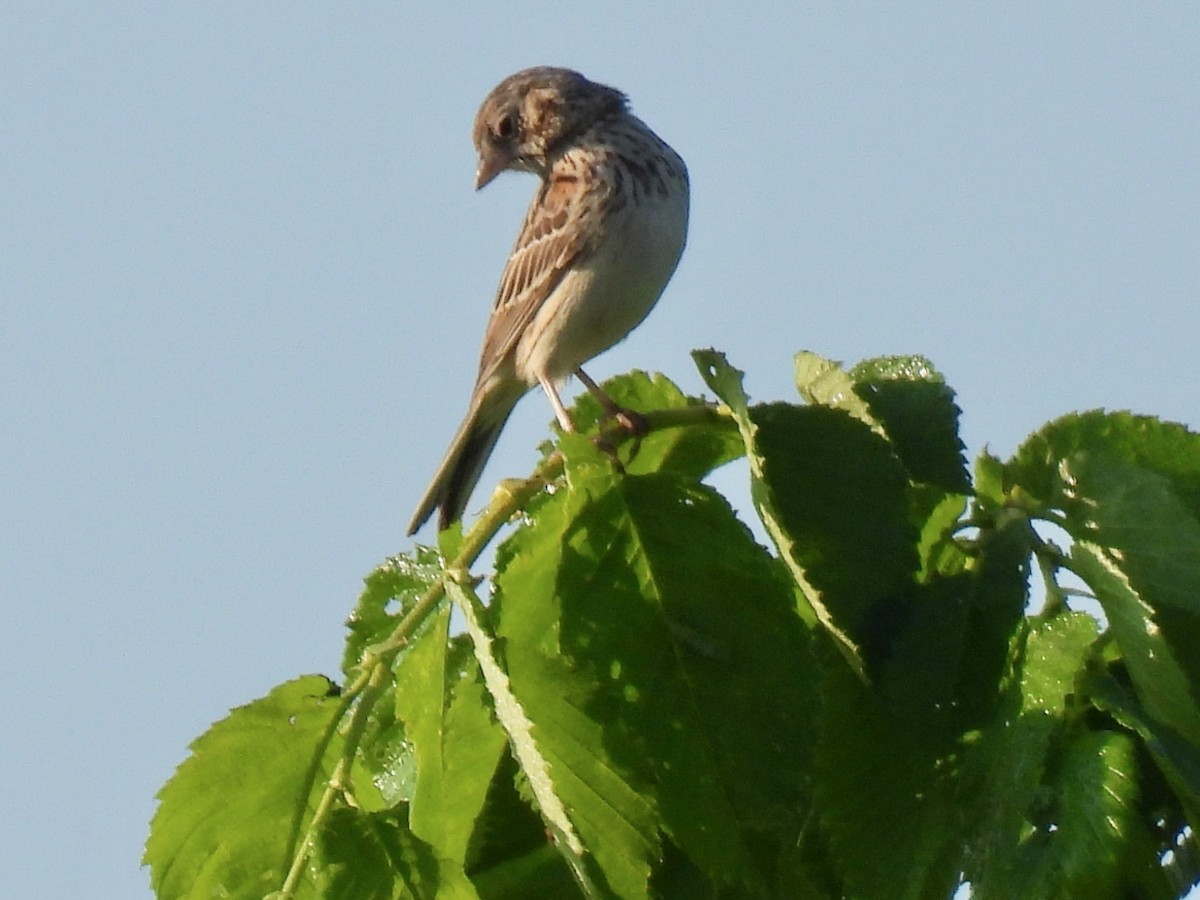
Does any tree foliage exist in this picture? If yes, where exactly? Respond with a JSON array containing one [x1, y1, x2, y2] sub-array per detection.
[[145, 351, 1200, 899]]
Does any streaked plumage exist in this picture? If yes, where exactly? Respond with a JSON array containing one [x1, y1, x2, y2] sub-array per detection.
[[407, 67, 689, 535]]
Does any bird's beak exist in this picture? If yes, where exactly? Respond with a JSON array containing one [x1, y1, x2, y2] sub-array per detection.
[[475, 151, 509, 190]]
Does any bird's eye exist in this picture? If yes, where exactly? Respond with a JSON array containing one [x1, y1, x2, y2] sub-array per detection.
[[495, 113, 516, 140]]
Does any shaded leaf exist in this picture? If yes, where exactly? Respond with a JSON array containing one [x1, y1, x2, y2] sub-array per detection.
[[752, 402, 917, 644], [847, 355, 969, 493], [493, 441, 818, 896], [965, 613, 1099, 900], [465, 750, 577, 897], [1087, 667, 1200, 827], [468, 842, 579, 900], [1008, 410, 1200, 749], [793, 352, 970, 493], [1000, 730, 1143, 900], [1058, 453, 1200, 709], [694, 349, 878, 674], [814, 654, 964, 900], [915, 490, 970, 580], [492, 478, 660, 899], [1072, 542, 1200, 749], [314, 805, 477, 900]]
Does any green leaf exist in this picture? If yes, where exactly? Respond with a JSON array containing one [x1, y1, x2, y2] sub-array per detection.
[[493, 448, 819, 896], [1061, 447, 1200, 613], [465, 751, 578, 898], [697, 349, 901, 675], [752, 402, 917, 643], [566, 369, 744, 480], [1064, 456, 1200, 701], [1072, 543, 1200, 749], [964, 613, 1100, 899], [693, 348, 755, 425], [1009, 411, 1200, 520], [794, 350, 879, 426], [1087, 668, 1200, 824], [446, 575, 601, 895], [848, 355, 970, 493], [314, 805, 478, 900], [468, 841, 579, 900], [393, 606, 508, 865], [1001, 730, 1141, 900], [813, 655, 964, 900], [344, 549, 443, 676], [353, 711, 413, 813], [794, 352, 970, 493], [974, 449, 1005, 510], [914, 490, 970, 580], [145, 676, 343, 899], [1008, 411, 1200, 742]]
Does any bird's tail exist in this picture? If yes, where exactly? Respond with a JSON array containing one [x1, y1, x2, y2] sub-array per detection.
[[406, 387, 523, 536]]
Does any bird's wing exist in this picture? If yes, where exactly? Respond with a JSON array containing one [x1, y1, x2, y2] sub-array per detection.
[[475, 169, 604, 383]]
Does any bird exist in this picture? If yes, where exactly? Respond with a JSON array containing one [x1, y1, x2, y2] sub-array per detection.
[[407, 66, 690, 535]]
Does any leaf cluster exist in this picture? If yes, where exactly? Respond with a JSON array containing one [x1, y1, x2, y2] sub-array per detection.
[[145, 352, 1200, 899]]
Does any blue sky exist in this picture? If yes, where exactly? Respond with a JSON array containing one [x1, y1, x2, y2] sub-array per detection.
[[3, 5, 1198, 897]]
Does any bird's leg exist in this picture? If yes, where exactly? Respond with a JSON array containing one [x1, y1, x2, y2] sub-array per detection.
[[538, 375, 576, 433], [575, 368, 646, 468], [575, 368, 648, 435]]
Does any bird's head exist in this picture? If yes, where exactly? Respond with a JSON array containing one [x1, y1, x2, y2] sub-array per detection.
[[472, 66, 626, 189]]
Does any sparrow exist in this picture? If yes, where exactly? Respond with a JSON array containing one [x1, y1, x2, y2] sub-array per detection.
[[407, 66, 689, 535]]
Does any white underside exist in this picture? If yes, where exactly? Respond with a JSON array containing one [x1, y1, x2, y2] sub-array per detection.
[[514, 184, 689, 384]]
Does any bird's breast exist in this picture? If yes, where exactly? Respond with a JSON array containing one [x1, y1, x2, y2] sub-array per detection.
[[516, 169, 689, 383]]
